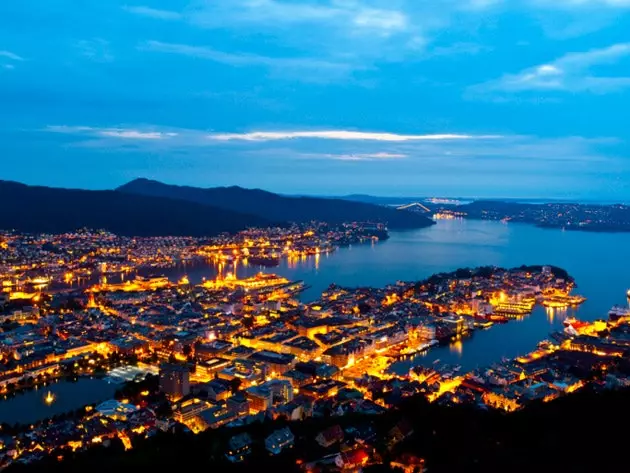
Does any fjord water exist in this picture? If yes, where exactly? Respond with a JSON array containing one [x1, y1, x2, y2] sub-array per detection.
[[210, 219, 630, 371], [3, 219, 629, 424]]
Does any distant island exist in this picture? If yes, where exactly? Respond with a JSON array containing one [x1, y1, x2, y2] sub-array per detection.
[[0, 180, 434, 237], [337, 194, 630, 233], [440, 200, 630, 233]]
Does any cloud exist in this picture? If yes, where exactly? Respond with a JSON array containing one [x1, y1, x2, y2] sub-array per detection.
[[46, 126, 178, 140], [207, 130, 498, 142], [130, 1, 426, 67], [187, 0, 409, 34], [40, 125, 621, 179], [123, 5, 182, 20], [307, 152, 409, 161], [0, 50, 24, 61], [99, 130, 176, 139], [127, 0, 630, 78], [352, 9, 408, 34], [45, 125, 497, 146], [530, 0, 630, 7], [140, 40, 355, 80], [471, 42, 630, 94]]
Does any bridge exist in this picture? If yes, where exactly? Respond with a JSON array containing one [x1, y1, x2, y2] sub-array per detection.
[[396, 202, 431, 213]]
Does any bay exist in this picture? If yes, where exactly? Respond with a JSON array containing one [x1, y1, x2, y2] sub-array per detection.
[[4, 219, 630, 422], [174, 219, 630, 370]]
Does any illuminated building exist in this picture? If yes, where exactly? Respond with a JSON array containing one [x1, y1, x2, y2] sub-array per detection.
[[248, 350, 297, 374], [205, 378, 232, 402], [482, 391, 520, 412], [218, 359, 267, 387], [566, 336, 625, 357], [195, 357, 230, 381], [172, 398, 212, 423], [322, 338, 375, 368], [264, 379, 294, 403], [198, 405, 239, 429], [95, 399, 138, 421], [245, 385, 273, 412], [227, 392, 250, 415], [195, 340, 233, 360], [159, 364, 190, 400]]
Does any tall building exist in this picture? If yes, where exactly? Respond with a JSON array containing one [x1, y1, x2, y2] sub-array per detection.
[[266, 379, 294, 404], [159, 364, 190, 400]]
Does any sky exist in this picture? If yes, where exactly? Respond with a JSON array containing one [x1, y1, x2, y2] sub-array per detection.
[[1, 1, 630, 200]]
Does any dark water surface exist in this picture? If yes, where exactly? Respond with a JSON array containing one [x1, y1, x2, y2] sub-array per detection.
[[0, 377, 117, 425]]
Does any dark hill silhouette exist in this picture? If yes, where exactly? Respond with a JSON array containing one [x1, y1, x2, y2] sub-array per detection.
[[117, 179, 435, 229], [9, 386, 630, 473], [0, 181, 273, 236]]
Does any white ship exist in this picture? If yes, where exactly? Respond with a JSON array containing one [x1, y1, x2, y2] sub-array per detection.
[[609, 305, 630, 320]]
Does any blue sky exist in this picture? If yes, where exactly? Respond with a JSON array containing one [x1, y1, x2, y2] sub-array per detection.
[[1, 1, 630, 199]]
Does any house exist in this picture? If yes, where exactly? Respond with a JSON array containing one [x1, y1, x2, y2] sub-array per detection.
[[391, 453, 426, 473], [205, 378, 232, 402], [226, 433, 253, 463], [265, 427, 295, 454], [95, 399, 138, 421], [275, 396, 313, 420], [227, 391, 250, 415], [338, 448, 370, 470], [387, 419, 415, 449], [199, 405, 239, 429], [316, 424, 344, 448]]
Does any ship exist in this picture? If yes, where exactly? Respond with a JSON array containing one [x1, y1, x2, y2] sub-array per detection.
[[27, 276, 52, 285], [493, 301, 534, 317], [609, 305, 630, 321], [487, 314, 509, 323], [542, 294, 586, 308], [563, 317, 590, 331], [474, 320, 494, 329]]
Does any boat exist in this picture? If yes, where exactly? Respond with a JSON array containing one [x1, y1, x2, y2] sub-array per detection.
[[563, 316, 578, 327], [563, 317, 590, 332], [609, 305, 630, 321], [542, 294, 586, 308], [493, 301, 534, 316], [474, 320, 494, 329], [488, 314, 508, 323], [28, 276, 52, 285]]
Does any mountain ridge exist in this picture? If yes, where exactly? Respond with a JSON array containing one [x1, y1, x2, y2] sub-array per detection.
[[117, 178, 435, 230], [0, 180, 274, 237]]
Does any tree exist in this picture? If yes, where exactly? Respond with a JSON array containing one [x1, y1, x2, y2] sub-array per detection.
[[229, 378, 242, 394]]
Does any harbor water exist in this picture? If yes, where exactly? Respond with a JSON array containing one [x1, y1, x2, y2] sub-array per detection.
[[2, 219, 630, 423]]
